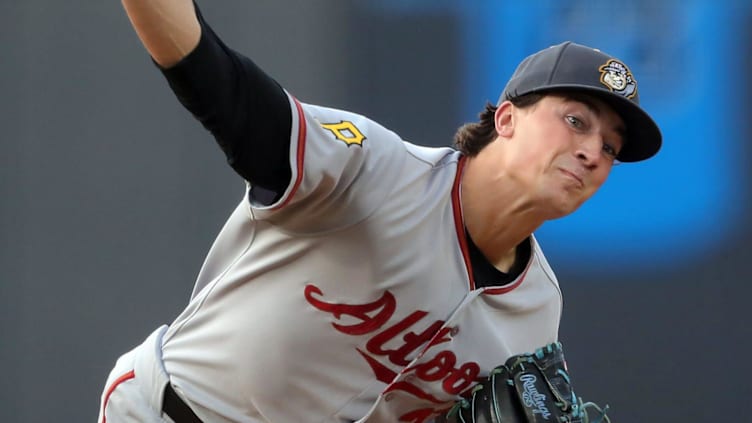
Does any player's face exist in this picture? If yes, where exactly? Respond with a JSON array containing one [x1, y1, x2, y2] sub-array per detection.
[[496, 93, 625, 218]]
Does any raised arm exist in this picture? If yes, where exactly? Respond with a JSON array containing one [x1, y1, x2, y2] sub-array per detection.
[[121, 0, 201, 68], [120, 1, 293, 201]]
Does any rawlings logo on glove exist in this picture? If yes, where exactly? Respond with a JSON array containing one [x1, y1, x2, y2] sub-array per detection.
[[436, 342, 611, 423], [520, 374, 552, 419]]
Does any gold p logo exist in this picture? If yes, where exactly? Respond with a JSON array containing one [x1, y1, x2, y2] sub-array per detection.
[[321, 121, 366, 147]]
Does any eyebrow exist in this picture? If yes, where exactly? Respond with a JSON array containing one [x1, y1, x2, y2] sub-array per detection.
[[564, 94, 627, 141]]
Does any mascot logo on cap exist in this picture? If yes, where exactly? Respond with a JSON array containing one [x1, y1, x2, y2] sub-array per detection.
[[599, 59, 637, 99]]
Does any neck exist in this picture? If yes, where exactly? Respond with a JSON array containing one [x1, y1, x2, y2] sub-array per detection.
[[460, 157, 545, 267]]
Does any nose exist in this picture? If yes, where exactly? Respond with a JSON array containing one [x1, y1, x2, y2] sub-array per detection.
[[575, 135, 602, 167]]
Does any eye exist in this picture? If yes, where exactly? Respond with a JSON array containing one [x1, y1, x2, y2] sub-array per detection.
[[565, 115, 584, 129], [602, 142, 618, 159]]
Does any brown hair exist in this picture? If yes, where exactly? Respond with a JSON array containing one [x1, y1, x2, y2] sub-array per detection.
[[453, 93, 545, 157]]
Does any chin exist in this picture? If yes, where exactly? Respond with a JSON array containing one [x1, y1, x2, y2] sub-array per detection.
[[539, 182, 589, 218], [546, 198, 585, 220], [546, 208, 574, 220]]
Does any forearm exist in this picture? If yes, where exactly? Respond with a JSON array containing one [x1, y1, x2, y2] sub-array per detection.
[[121, 0, 201, 68]]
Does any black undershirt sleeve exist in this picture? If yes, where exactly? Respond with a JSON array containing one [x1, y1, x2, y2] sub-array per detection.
[[158, 3, 292, 197]]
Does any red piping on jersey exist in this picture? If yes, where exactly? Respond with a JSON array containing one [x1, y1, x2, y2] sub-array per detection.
[[450, 156, 531, 295], [100, 369, 135, 423], [451, 156, 475, 290], [273, 97, 307, 210]]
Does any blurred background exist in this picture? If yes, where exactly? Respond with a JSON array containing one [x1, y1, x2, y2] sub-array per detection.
[[2, 0, 750, 421]]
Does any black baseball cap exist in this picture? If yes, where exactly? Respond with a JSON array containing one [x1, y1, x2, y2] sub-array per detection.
[[499, 41, 662, 162]]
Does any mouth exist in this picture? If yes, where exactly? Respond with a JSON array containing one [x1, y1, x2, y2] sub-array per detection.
[[558, 168, 584, 188]]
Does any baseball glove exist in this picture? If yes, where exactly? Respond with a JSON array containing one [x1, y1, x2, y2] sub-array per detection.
[[436, 342, 611, 423]]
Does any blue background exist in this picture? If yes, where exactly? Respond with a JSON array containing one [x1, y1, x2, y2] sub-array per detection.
[[364, 0, 751, 273]]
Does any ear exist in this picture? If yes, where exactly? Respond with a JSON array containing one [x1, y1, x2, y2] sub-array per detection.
[[494, 100, 515, 138]]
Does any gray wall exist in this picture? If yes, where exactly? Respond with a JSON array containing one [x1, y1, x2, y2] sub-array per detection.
[[2, 2, 750, 422]]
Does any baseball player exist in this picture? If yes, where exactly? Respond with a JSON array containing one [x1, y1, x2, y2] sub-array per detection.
[[99, 1, 661, 422]]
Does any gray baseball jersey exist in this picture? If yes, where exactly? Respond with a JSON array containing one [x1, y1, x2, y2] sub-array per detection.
[[155, 93, 563, 422]]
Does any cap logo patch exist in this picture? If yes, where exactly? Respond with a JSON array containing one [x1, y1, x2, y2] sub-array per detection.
[[598, 59, 637, 99]]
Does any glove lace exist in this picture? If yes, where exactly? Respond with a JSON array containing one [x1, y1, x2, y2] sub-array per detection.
[[446, 398, 469, 418], [576, 399, 611, 423]]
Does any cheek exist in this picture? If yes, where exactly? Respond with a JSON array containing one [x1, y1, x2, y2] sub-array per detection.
[[594, 166, 613, 187], [517, 128, 561, 165], [585, 167, 612, 197], [510, 119, 570, 179], [512, 147, 553, 182]]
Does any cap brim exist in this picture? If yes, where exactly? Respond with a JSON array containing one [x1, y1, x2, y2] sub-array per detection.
[[523, 85, 662, 162]]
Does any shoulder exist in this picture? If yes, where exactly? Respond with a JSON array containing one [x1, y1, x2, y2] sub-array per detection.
[[530, 235, 558, 286], [297, 101, 397, 141], [403, 143, 460, 169], [297, 100, 459, 162]]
